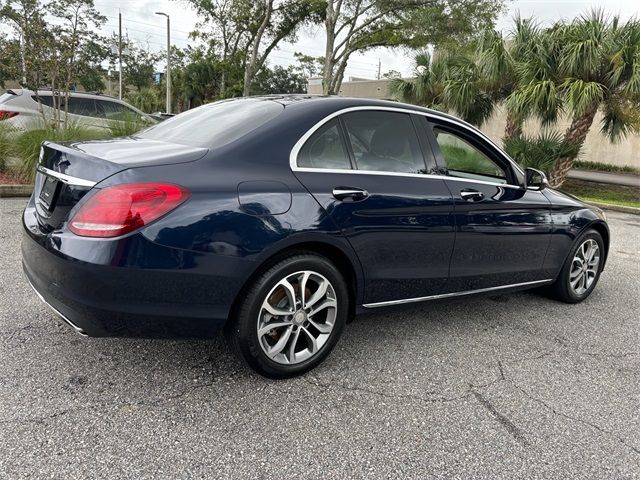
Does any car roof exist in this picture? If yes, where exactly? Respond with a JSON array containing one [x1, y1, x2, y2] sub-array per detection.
[[9, 88, 122, 102], [241, 94, 465, 125]]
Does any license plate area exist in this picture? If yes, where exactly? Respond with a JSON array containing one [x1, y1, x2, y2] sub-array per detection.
[[38, 174, 61, 211]]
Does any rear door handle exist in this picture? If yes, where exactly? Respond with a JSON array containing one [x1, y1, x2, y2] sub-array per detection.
[[460, 189, 484, 202], [332, 187, 369, 201]]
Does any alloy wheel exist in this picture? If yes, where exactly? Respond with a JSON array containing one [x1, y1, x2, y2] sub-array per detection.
[[569, 239, 600, 295], [257, 270, 338, 365]]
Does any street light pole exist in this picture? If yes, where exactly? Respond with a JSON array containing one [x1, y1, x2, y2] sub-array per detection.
[[155, 12, 171, 114], [118, 11, 123, 100]]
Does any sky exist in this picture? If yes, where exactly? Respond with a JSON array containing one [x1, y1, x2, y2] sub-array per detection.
[[8, 0, 640, 79]]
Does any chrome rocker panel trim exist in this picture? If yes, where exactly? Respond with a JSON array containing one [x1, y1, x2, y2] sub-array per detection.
[[362, 279, 555, 308]]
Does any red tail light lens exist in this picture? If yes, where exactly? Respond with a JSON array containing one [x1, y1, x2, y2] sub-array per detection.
[[68, 183, 190, 238], [0, 110, 19, 121]]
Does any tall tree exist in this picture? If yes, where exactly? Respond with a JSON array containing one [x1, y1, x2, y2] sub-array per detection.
[[507, 11, 640, 186], [254, 64, 307, 94], [321, 0, 505, 95], [180, 0, 324, 96], [391, 49, 496, 126], [0, 33, 21, 87]]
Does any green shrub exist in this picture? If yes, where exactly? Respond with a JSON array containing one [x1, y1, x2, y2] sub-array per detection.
[[0, 122, 16, 171], [107, 112, 148, 137], [16, 122, 105, 181], [572, 160, 640, 175], [503, 131, 580, 176]]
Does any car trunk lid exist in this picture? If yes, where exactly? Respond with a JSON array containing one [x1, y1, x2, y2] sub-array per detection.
[[33, 138, 208, 231]]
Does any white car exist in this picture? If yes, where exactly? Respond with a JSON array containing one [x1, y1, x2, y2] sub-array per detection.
[[0, 89, 156, 130]]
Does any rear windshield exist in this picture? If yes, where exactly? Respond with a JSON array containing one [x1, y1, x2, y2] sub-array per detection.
[[136, 98, 284, 148]]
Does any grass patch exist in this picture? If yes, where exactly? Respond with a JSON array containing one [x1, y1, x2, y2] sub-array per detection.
[[560, 178, 640, 208], [0, 123, 16, 171], [573, 160, 640, 175], [107, 112, 148, 137], [15, 122, 106, 181]]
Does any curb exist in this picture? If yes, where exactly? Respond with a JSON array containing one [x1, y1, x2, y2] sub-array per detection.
[[586, 201, 640, 215], [0, 184, 33, 198]]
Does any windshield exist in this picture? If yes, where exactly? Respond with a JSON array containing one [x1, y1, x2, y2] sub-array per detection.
[[136, 98, 284, 148]]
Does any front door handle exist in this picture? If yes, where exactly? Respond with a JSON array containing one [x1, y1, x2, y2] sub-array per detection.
[[332, 187, 369, 201], [460, 189, 485, 202]]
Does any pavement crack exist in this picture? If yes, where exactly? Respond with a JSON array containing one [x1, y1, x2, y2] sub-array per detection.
[[303, 376, 469, 404], [471, 390, 530, 446], [511, 381, 640, 455]]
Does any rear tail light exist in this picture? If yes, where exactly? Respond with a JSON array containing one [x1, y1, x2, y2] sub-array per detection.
[[0, 110, 19, 121], [68, 183, 190, 238]]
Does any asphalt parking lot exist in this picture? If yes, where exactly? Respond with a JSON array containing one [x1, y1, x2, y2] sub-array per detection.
[[0, 197, 638, 479]]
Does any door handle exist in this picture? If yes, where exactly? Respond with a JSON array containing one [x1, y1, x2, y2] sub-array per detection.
[[460, 189, 484, 202], [332, 187, 369, 201]]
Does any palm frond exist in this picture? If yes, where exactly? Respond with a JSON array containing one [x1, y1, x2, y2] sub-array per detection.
[[562, 78, 605, 115]]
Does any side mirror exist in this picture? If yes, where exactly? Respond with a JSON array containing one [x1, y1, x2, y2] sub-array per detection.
[[525, 167, 549, 191]]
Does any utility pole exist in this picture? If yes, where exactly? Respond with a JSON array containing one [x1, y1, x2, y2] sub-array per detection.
[[118, 11, 122, 100], [377, 59, 381, 80], [155, 12, 171, 114]]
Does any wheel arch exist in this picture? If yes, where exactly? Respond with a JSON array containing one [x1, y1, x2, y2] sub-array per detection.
[[586, 220, 610, 267], [225, 238, 363, 329]]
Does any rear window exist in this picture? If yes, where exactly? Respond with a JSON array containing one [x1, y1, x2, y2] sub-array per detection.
[[136, 98, 283, 148]]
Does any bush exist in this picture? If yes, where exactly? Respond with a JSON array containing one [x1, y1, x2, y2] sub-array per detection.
[[15, 122, 105, 181], [503, 131, 580, 176], [0, 123, 16, 171], [107, 112, 148, 137]]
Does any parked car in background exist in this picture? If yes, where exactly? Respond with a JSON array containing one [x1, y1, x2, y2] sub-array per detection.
[[22, 96, 610, 378], [149, 112, 176, 122], [0, 89, 156, 130]]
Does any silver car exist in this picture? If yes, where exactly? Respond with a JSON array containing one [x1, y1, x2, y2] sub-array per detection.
[[0, 89, 156, 130]]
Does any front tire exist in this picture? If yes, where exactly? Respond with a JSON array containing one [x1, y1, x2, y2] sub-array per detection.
[[549, 228, 605, 303], [227, 253, 349, 378]]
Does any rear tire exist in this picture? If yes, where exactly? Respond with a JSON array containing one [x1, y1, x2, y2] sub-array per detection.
[[227, 253, 349, 378], [548, 228, 605, 303]]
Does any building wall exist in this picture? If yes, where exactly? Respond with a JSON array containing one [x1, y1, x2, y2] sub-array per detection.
[[308, 79, 640, 168], [307, 78, 392, 99]]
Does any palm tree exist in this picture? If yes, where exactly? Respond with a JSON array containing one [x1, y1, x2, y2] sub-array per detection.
[[391, 49, 496, 127], [393, 27, 523, 137], [508, 11, 640, 186]]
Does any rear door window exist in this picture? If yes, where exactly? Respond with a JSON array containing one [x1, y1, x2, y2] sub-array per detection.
[[66, 97, 98, 117], [341, 111, 427, 174], [297, 119, 352, 170], [31, 95, 55, 107], [96, 99, 139, 120]]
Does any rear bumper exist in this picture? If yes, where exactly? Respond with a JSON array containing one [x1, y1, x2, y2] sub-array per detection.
[[22, 204, 252, 338]]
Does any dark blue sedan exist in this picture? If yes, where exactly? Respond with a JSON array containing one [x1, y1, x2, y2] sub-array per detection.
[[22, 96, 609, 377]]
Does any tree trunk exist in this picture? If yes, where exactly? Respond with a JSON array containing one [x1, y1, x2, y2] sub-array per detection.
[[322, 2, 337, 95], [504, 112, 522, 140], [243, 0, 273, 97], [549, 106, 598, 188]]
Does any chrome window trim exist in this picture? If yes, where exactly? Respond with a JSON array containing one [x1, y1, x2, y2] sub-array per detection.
[[289, 105, 525, 188], [36, 166, 97, 188], [362, 279, 555, 308]]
